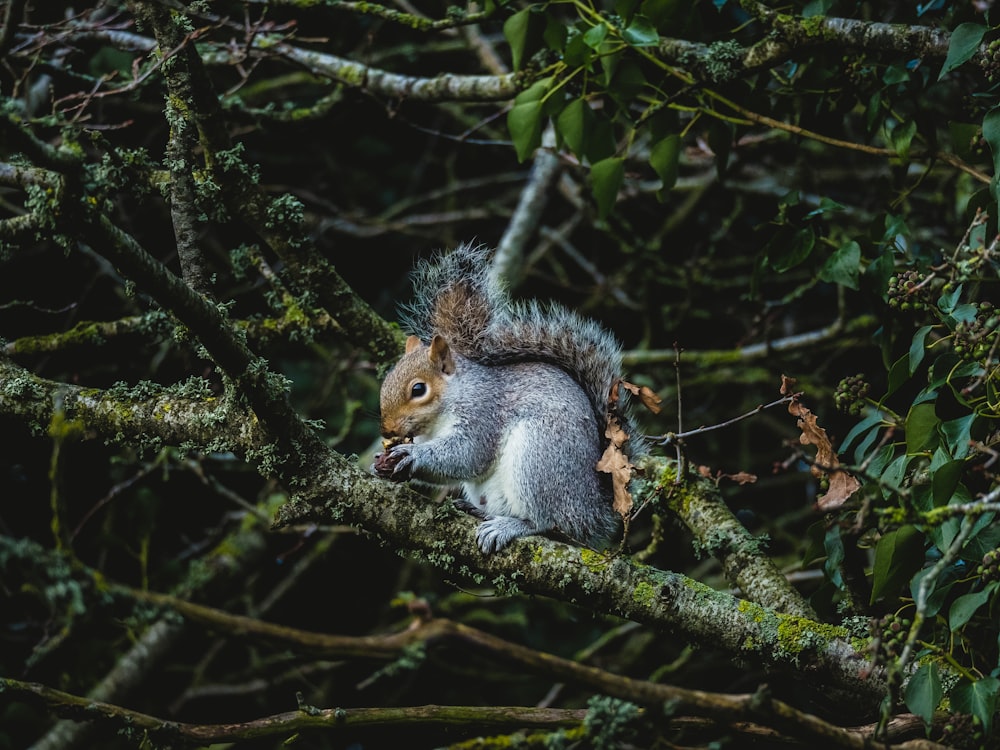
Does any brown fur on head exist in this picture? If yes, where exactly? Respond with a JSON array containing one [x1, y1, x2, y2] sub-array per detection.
[[379, 335, 455, 439]]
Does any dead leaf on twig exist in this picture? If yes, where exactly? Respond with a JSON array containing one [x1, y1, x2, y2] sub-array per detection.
[[783, 376, 860, 510], [597, 413, 635, 516], [620, 379, 663, 414], [697, 466, 758, 486]]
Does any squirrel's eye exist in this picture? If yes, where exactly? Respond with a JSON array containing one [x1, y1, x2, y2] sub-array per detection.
[[410, 382, 428, 399]]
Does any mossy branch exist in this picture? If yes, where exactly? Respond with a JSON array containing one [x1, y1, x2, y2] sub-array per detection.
[[638, 456, 817, 620], [274, 452, 885, 709]]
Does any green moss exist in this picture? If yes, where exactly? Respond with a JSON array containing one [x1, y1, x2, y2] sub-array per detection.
[[47, 409, 86, 440], [798, 15, 826, 37], [632, 581, 656, 606], [580, 547, 611, 572], [775, 613, 848, 656]]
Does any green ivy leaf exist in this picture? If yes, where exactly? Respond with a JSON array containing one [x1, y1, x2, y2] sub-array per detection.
[[589, 156, 625, 219], [949, 588, 993, 631], [904, 662, 942, 728], [818, 239, 860, 290], [650, 133, 680, 194], [931, 459, 964, 506], [870, 525, 925, 604], [839, 409, 884, 455], [879, 454, 912, 499], [615, 0, 642, 22], [937, 282, 963, 314], [556, 98, 588, 156], [823, 525, 845, 589], [908, 325, 933, 375], [905, 401, 939, 455], [888, 119, 917, 161], [941, 414, 976, 459], [507, 77, 553, 162], [770, 227, 815, 273], [622, 14, 660, 46], [585, 114, 616, 163], [504, 9, 538, 71], [951, 676, 1000, 734], [508, 101, 544, 163], [982, 106, 1000, 216], [583, 23, 609, 49], [939, 23, 987, 80]]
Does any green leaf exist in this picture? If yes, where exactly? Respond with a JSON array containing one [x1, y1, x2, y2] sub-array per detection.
[[905, 402, 939, 455], [508, 100, 544, 162], [650, 133, 680, 194], [867, 246, 895, 300], [589, 157, 625, 219], [941, 414, 976, 459], [908, 325, 933, 375], [909, 562, 957, 616], [823, 525, 845, 589], [609, 59, 648, 103], [904, 662, 942, 727], [564, 27, 597, 68], [556, 98, 588, 156], [507, 77, 553, 162], [950, 121, 982, 161], [771, 227, 815, 272], [886, 352, 911, 397], [949, 589, 992, 631], [840, 409, 885, 455], [939, 23, 987, 80], [585, 114, 616, 163], [931, 459, 964, 506], [622, 15, 660, 46], [504, 9, 538, 71], [879, 453, 912, 498], [615, 0, 642, 22], [888, 119, 917, 161], [818, 239, 860, 289], [583, 23, 609, 49], [870, 525, 925, 604], [937, 282, 963, 314], [951, 677, 1000, 734], [982, 107, 1000, 216], [883, 64, 910, 86], [543, 18, 569, 53]]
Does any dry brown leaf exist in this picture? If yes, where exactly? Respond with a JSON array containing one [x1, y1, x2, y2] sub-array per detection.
[[725, 471, 758, 485], [780, 374, 797, 395], [621, 380, 663, 414], [785, 387, 860, 511], [596, 414, 634, 516], [696, 465, 757, 485]]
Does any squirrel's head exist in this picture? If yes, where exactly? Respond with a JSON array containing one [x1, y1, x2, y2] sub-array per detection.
[[379, 334, 456, 439]]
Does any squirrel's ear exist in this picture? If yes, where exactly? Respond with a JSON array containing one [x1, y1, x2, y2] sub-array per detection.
[[429, 335, 456, 375], [404, 335, 424, 354]]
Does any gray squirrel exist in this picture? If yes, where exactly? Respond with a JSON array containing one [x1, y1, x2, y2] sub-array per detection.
[[374, 243, 635, 553]]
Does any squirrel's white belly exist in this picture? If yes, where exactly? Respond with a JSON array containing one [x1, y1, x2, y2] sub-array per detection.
[[462, 421, 530, 520]]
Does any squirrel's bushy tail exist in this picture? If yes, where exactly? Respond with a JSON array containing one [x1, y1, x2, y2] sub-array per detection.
[[402, 243, 623, 423]]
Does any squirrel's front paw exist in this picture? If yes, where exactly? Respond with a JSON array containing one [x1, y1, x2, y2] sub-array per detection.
[[476, 516, 536, 554], [373, 439, 415, 480]]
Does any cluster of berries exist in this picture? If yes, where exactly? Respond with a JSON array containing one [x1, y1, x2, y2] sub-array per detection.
[[868, 613, 912, 664], [887, 270, 934, 312], [977, 547, 1000, 584], [834, 373, 870, 416], [953, 302, 998, 363]]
